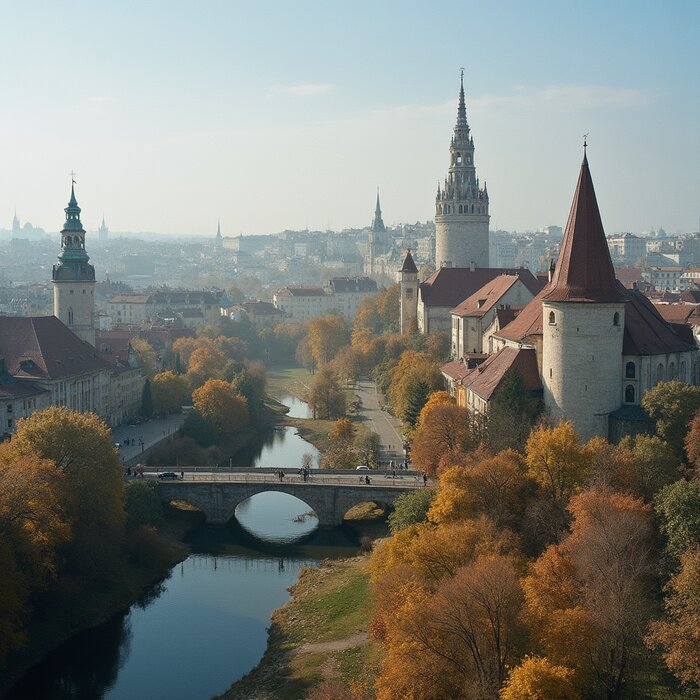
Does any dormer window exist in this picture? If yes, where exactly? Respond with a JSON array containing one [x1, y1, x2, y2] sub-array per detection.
[[613, 312, 620, 326]]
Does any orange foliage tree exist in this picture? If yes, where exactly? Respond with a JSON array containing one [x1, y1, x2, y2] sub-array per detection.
[[191, 379, 249, 435], [501, 656, 581, 700]]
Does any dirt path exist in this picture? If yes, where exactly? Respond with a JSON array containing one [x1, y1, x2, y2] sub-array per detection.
[[294, 631, 368, 655]]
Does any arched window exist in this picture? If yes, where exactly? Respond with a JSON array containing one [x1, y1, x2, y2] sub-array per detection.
[[657, 363, 665, 382], [548, 311, 556, 325], [669, 362, 676, 379], [681, 361, 686, 380], [68, 308, 74, 325], [625, 385, 635, 403], [456, 153, 462, 164], [625, 361, 636, 378], [471, 204, 474, 213], [613, 312, 620, 326], [459, 205, 463, 214]]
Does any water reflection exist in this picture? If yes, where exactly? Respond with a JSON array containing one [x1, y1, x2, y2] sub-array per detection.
[[278, 393, 312, 419], [7, 495, 359, 700], [233, 426, 319, 469]]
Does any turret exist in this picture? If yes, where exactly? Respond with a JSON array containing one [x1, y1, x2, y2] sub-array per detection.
[[541, 149, 626, 440], [399, 250, 419, 334]]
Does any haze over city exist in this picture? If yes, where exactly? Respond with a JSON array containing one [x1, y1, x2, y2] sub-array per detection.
[[2, 0, 698, 236]]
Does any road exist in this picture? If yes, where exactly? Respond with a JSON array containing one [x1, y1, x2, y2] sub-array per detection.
[[112, 413, 186, 464], [354, 379, 405, 464], [139, 468, 425, 488]]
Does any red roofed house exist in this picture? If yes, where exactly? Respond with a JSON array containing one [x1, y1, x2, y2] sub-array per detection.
[[445, 152, 698, 442]]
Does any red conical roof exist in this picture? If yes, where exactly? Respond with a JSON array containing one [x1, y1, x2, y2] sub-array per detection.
[[400, 250, 418, 273], [543, 154, 626, 303]]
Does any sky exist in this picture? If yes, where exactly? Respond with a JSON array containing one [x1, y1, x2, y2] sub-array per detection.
[[1, 0, 698, 237]]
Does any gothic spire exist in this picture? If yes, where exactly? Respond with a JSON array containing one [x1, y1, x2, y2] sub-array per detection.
[[371, 189, 386, 233], [456, 68, 468, 129], [62, 182, 85, 233]]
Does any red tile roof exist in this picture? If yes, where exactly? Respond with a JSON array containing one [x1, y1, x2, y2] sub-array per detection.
[[0, 316, 110, 380], [0, 382, 49, 399], [680, 290, 700, 304], [440, 359, 471, 382], [652, 303, 696, 325], [400, 250, 418, 273], [420, 267, 543, 309], [544, 156, 626, 303], [450, 275, 521, 318], [495, 287, 549, 344], [460, 346, 542, 402]]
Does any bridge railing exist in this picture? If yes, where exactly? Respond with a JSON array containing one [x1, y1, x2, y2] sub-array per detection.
[[144, 470, 424, 488]]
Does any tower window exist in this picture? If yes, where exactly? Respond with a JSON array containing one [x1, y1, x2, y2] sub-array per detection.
[[68, 308, 74, 325], [625, 361, 636, 378], [456, 153, 462, 164], [548, 311, 556, 325], [613, 312, 620, 326], [625, 385, 635, 403], [657, 363, 665, 382]]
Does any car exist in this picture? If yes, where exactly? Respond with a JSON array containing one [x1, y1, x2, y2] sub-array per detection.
[[355, 465, 370, 471], [157, 471, 179, 480]]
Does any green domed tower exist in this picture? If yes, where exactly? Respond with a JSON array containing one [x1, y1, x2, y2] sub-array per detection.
[[52, 183, 96, 346]]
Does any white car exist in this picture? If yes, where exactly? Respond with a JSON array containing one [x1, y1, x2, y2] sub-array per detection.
[[355, 465, 370, 471]]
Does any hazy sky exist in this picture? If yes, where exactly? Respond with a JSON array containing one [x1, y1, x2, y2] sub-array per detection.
[[1, 0, 698, 236]]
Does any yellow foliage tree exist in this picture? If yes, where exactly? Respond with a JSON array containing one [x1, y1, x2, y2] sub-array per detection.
[[187, 344, 227, 389], [192, 379, 249, 435], [151, 370, 190, 414], [524, 421, 592, 506], [501, 656, 581, 700], [130, 337, 158, 376], [307, 315, 349, 366]]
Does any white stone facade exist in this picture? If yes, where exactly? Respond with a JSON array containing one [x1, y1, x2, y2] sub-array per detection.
[[54, 280, 96, 346], [435, 214, 490, 269], [542, 302, 625, 440]]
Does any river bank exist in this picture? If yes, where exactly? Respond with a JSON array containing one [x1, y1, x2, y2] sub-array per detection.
[[217, 554, 381, 700], [0, 511, 196, 698]]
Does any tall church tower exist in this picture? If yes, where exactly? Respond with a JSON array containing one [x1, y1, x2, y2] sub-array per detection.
[[399, 250, 419, 334], [541, 150, 626, 440], [52, 183, 96, 346], [435, 72, 490, 268], [366, 190, 388, 275]]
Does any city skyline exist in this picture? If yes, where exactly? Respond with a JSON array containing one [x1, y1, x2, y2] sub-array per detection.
[[1, 0, 698, 236]]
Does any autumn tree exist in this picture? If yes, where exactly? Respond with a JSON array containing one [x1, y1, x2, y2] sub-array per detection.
[[411, 402, 479, 476], [646, 547, 700, 689], [308, 367, 346, 420], [524, 421, 592, 507], [522, 489, 655, 698], [642, 380, 700, 459], [229, 360, 266, 422], [329, 417, 356, 443], [186, 344, 227, 389], [0, 444, 70, 662], [501, 656, 581, 700], [683, 409, 700, 473], [387, 350, 444, 426], [151, 370, 190, 414], [10, 407, 125, 534], [307, 314, 349, 366], [617, 434, 680, 501], [655, 479, 700, 559], [131, 337, 158, 376], [191, 379, 249, 436], [353, 425, 381, 468]]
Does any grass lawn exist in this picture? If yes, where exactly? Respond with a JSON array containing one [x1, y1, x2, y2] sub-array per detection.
[[266, 363, 315, 402], [218, 555, 382, 700]]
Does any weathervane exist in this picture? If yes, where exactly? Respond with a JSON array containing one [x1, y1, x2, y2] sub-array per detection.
[[69, 170, 77, 184], [583, 133, 589, 152], [460, 66, 465, 80]]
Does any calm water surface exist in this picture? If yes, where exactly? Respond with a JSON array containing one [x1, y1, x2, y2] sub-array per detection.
[[7, 417, 355, 700], [277, 393, 312, 420]]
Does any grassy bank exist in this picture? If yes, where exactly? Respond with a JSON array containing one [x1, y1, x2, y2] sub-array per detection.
[[217, 555, 381, 700], [267, 364, 315, 402]]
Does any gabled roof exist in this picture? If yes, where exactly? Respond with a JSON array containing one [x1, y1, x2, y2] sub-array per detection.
[[329, 277, 377, 293], [544, 155, 626, 303], [495, 286, 549, 344], [277, 287, 328, 297], [420, 267, 543, 308], [0, 316, 110, 380], [459, 346, 542, 402], [652, 303, 696, 325], [440, 359, 471, 382], [680, 290, 700, 304], [450, 275, 521, 318]]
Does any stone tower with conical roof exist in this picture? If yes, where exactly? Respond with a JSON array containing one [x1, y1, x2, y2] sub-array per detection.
[[435, 72, 490, 269], [399, 249, 419, 333], [52, 183, 96, 346], [542, 149, 627, 439]]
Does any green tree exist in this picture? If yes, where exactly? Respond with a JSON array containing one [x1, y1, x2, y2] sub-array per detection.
[[488, 368, 542, 452], [388, 488, 437, 532], [618, 434, 680, 501], [403, 379, 430, 429], [642, 380, 700, 459], [655, 479, 700, 558], [308, 368, 346, 419], [141, 378, 153, 418]]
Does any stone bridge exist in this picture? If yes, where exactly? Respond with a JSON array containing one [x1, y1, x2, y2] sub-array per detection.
[[157, 476, 417, 528]]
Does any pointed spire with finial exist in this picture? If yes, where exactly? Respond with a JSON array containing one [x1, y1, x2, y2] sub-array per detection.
[[371, 189, 386, 232], [456, 67, 468, 129]]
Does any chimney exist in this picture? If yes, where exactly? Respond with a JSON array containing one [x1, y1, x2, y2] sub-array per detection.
[[469, 261, 475, 272], [548, 258, 556, 283]]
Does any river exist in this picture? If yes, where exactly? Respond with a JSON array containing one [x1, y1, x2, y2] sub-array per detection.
[[6, 397, 361, 700]]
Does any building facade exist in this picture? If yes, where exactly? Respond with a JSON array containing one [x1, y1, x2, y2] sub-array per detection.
[[435, 73, 490, 268]]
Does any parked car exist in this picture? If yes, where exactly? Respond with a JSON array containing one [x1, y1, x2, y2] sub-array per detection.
[[157, 471, 179, 480], [355, 465, 370, 471]]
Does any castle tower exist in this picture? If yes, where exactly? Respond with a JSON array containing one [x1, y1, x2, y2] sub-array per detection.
[[435, 71, 490, 268], [399, 249, 419, 334], [52, 182, 96, 346], [541, 150, 626, 440]]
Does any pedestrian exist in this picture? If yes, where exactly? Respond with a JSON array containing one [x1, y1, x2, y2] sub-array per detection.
[[423, 472, 428, 487], [180, 470, 184, 480], [392, 467, 396, 479]]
